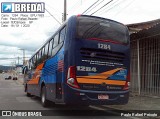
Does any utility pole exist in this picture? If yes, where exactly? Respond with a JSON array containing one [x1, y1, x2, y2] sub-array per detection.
[[18, 56, 19, 65], [63, 0, 67, 22], [23, 49, 25, 65], [19, 49, 25, 65]]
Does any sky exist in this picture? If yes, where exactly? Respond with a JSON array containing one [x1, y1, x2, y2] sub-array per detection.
[[0, 0, 160, 66]]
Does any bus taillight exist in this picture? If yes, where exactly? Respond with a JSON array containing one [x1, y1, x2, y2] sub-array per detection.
[[123, 72, 130, 90], [67, 66, 80, 89], [76, 14, 81, 17]]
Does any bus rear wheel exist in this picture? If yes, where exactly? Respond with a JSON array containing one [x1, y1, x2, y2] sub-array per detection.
[[25, 85, 32, 97], [41, 86, 49, 107], [26, 92, 32, 97]]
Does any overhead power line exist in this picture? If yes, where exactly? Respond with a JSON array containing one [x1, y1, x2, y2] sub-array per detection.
[[45, 8, 62, 25], [90, 0, 114, 15], [99, 0, 126, 15], [45, 3, 62, 14], [38, 0, 61, 24], [68, 0, 81, 13], [95, 0, 121, 15], [84, 0, 105, 15], [114, 0, 135, 16], [82, 0, 100, 15]]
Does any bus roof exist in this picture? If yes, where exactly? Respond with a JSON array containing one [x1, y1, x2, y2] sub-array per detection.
[[29, 15, 127, 61]]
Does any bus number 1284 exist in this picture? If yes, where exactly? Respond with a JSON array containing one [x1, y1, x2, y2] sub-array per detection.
[[98, 43, 111, 50]]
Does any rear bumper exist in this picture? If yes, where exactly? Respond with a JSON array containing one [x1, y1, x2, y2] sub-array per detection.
[[64, 86, 129, 105]]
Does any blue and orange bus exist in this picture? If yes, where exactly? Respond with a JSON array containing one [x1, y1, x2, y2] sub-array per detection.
[[23, 15, 130, 107]]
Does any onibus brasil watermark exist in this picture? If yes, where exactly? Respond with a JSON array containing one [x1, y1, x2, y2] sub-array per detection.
[[2, 111, 42, 117]]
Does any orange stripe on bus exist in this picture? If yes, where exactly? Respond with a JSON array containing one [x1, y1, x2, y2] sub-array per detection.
[[77, 78, 125, 85], [36, 63, 44, 70], [27, 63, 44, 85], [28, 78, 39, 84], [76, 68, 122, 79]]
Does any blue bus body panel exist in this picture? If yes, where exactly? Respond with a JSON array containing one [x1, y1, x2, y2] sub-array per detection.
[[39, 45, 65, 101]]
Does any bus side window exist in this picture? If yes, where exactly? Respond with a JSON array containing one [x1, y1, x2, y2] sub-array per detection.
[[52, 33, 59, 56], [44, 43, 49, 60], [39, 50, 42, 60], [41, 47, 45, 62], [31, 58, 34, 70], [39, 49, 42, 63], [36, 51, 39, 65], [35, 53, 38, 68], [53, 33, 59, 48], [48, 39, 54, 58], [32, 55, 36, 69], [52, 32, 64, 57], [37, 50, 42, 65], [59, 26, 66, 43]]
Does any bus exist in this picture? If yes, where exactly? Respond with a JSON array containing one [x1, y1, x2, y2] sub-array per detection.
[[23, 15, 130, 107]]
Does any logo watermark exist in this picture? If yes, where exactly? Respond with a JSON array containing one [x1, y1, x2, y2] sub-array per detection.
[[1, 111, 42, 117], [1, 2, 45, 13], [2, 111, 11, 116]]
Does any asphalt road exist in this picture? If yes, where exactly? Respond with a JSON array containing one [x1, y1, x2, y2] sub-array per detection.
[[0, 73, 136, 119]]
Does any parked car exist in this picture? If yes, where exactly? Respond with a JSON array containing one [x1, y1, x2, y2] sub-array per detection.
[[8, 76, 12, 79], [5, 77, 9, 80], [13, 77, 18, 80], [5, 76, 12, 80]]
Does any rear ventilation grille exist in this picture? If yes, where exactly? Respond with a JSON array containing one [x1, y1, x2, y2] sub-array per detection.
[[80, 48, 125, 62]]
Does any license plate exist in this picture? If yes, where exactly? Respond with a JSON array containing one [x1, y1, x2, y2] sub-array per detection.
[[98, 94, 109, 99]]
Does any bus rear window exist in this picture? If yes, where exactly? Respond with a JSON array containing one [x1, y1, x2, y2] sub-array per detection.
[[76, 16, 129, 44]]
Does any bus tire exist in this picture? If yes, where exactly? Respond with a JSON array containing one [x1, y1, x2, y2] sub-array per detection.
[[25, 85, 32, 97], [41, 86, 49, 107], [27, 92, 32, 97]]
